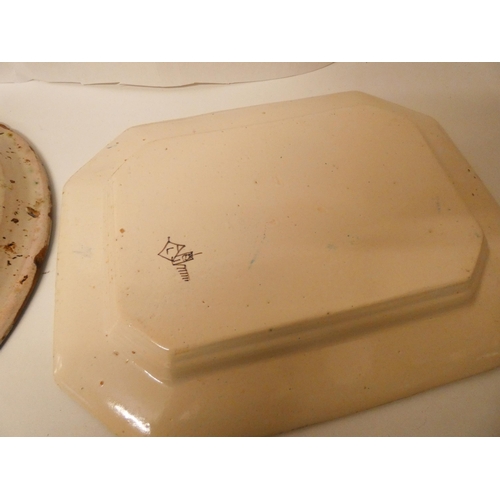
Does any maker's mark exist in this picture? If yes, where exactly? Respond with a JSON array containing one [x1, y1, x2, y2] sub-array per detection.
[[158, 237, 202, 282]]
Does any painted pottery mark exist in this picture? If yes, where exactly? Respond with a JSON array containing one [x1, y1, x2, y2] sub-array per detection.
[[158, 237, 202, 282]]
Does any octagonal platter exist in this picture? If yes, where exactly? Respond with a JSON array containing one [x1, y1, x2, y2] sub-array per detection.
[[54, 92, 500, 436]]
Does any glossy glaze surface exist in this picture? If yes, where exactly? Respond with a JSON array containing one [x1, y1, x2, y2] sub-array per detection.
[[54, 92, 500, 436]]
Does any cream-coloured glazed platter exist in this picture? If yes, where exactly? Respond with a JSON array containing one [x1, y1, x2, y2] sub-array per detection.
[[0, 125, 51, 345], [54, 92, 500, 436]]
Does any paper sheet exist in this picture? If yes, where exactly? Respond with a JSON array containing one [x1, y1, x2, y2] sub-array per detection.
[[0, 62, 331, 87]]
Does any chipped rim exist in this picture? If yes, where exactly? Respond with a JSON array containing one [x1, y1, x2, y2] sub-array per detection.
[[0, 124, 52, 346]]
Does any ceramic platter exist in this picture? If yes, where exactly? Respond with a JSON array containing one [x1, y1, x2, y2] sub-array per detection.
[[0, 124, 51, 345], [54, 92, 500, 436]]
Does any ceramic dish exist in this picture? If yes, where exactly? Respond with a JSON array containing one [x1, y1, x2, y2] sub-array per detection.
[[54, 92, 500, 435], [0, 124, 51, 345]]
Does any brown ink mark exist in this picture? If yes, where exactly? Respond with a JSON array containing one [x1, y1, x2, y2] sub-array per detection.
[[158, 237, 202, 282], [19, 275, 28, 284]]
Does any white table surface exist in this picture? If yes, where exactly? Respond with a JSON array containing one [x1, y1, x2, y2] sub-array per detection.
[[1, 62, 499, 436]]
